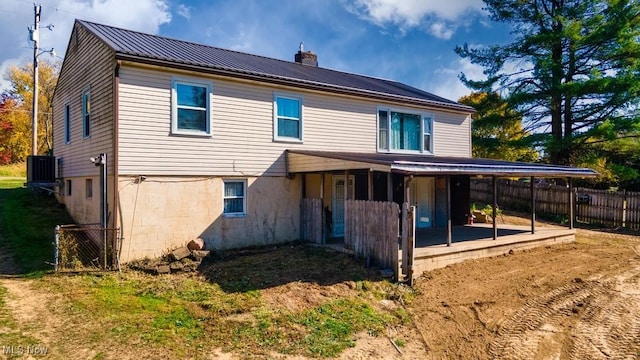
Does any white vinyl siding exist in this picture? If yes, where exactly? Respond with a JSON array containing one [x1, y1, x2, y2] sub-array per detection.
[[171, 77, 212, 136], [52, 23, 115, 178], [117, 66, 471, 176]]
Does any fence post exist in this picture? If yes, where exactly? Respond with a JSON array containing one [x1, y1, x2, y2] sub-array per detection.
[[54, 225, 60, 272], [568, 178, 574, 229], [622, 190, 627, 229]]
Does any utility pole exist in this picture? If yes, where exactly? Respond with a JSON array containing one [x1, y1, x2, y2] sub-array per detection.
[[31, 4, 41, 156]]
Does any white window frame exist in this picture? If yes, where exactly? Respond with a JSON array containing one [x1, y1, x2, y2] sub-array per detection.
[[376, 106, 434, 154], [82, 87, 91, 139], [64, 102, 71, 144], [273, 93, 304, 142], [223, 179, 247, 217], [171, 77, 213, 136]]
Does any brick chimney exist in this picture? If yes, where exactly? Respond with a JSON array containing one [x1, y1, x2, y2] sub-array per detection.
[[295, 42, 318, 67]]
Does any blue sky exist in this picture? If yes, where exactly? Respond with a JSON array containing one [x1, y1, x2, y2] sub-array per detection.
[[0, 0, 513, 102]]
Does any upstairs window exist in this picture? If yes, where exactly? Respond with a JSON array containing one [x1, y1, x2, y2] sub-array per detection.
[[171, 78, 212, 136], [377, 108, 433, 154], [64, 103, 71, 143], [82, 88, 91, 138], [274, 94, 303, 141]]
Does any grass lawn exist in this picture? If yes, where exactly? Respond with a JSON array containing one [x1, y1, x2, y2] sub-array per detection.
[[0, 174, 415, 358], [0, 175, 73, 274]]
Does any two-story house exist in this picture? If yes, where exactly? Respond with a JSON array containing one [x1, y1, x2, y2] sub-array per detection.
[[52, 20, 596, 263]]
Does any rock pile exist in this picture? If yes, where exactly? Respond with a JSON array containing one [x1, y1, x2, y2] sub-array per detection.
[[128, 239, 211, 275]]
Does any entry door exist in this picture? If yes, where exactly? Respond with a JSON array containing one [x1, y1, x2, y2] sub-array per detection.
[[411, 177, 435, 228], [332, 175, 354, 237]]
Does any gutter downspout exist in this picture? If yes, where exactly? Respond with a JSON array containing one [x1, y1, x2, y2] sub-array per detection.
[[113, 60, 121, 270]]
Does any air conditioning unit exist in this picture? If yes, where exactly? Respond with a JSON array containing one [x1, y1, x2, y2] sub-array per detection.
[[27, 155, 56, 183]]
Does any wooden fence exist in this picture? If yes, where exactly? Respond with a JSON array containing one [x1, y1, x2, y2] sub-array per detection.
[[471, 179, 640, 230], [345, 200, 400, 272], [301, 198, 323, 244]]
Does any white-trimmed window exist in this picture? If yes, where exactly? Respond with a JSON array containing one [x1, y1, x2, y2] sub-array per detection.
[[82, 88, 91, 138], [171, 78, 212, 136], [64, 103, 71, 143], [377, 108, 433, 153], [223, 180, 247, 216], [274, 94, 303, 141]]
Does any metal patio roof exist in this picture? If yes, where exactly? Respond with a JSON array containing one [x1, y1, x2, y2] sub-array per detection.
[[286, 150, 599, 178]]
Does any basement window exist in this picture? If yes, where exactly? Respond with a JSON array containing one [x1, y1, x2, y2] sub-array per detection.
[[223, 180, 247, 216]]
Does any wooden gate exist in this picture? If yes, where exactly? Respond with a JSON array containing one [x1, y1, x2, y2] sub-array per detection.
[[345, 200, 400, 275], [301, 198, 323, 244]]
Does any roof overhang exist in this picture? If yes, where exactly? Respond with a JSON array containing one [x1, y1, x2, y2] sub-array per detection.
[[114, 54, 474, 115], [286, 150, 599, 178]]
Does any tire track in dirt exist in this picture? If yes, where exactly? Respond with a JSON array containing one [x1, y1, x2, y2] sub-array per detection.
[[490, 248, 640, 360], [568, 269, 640, 359]]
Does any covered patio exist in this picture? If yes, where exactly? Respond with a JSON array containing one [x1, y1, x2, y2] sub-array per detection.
[[287, 150, 597, 282], [412, 223, 574, 277]]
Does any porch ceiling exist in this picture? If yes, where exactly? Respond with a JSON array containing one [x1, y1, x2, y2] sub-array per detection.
[[286, 150, 599, 178]]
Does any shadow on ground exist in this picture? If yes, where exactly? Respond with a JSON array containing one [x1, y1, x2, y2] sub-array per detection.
[[197, 242, 383, 293]]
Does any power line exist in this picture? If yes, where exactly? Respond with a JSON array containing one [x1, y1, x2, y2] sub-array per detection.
[[0, 108, 52, 115]]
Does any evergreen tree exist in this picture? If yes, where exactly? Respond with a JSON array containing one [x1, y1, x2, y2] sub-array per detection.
[[456, 0, 640, 166], [459, 91, 539, 162]]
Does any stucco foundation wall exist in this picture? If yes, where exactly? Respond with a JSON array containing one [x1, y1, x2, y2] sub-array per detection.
[[60, 175, 102, 225], [117, 175, 301, 262]]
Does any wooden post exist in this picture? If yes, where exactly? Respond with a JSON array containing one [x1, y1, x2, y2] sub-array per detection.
[[531, 176, 536, 234], [345, 170, 350, 240], [301, 173, 306, 241], [387, 172, 393, 202], [569, 177, 574, 229], [320, 173, 325, 244], [368, 170, 373, 201], [408, 205, 416, 286], [446, 175, 452, 247], [401, 203, 408, 280], [492, 175, 498, 240]]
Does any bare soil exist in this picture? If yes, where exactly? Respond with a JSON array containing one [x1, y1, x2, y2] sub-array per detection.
[[1, 217, 639, 359]]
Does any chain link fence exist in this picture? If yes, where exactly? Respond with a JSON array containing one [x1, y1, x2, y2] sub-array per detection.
[[55, 225, 121, 271]]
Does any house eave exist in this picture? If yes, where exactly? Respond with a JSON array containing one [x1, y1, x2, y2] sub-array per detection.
[[114, 53, 475, 114]]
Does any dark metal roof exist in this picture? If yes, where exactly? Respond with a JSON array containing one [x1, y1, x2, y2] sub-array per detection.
[[77, 20, 473, 113], [286, 150, 599, 177]]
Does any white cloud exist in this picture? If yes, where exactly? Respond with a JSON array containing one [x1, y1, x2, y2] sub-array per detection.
[[430, 58, 485, 101], [347, 0, 483, 38], [429, 22, 454, 40], [176, 4, 191, 20], [0, 0, 171, 92]]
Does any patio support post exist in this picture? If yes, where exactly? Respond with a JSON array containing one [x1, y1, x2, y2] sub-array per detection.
[[492, 175, 498, 240], [302, 173, 306, 198], [320, 173, 325, 243], [446, 175, 452, 247], [345, 170, 350, 240], [367, 169, 373, 201], [531, 176, 536, 234], [387, 173, 393, 202], [569, 177, 575, 229]]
